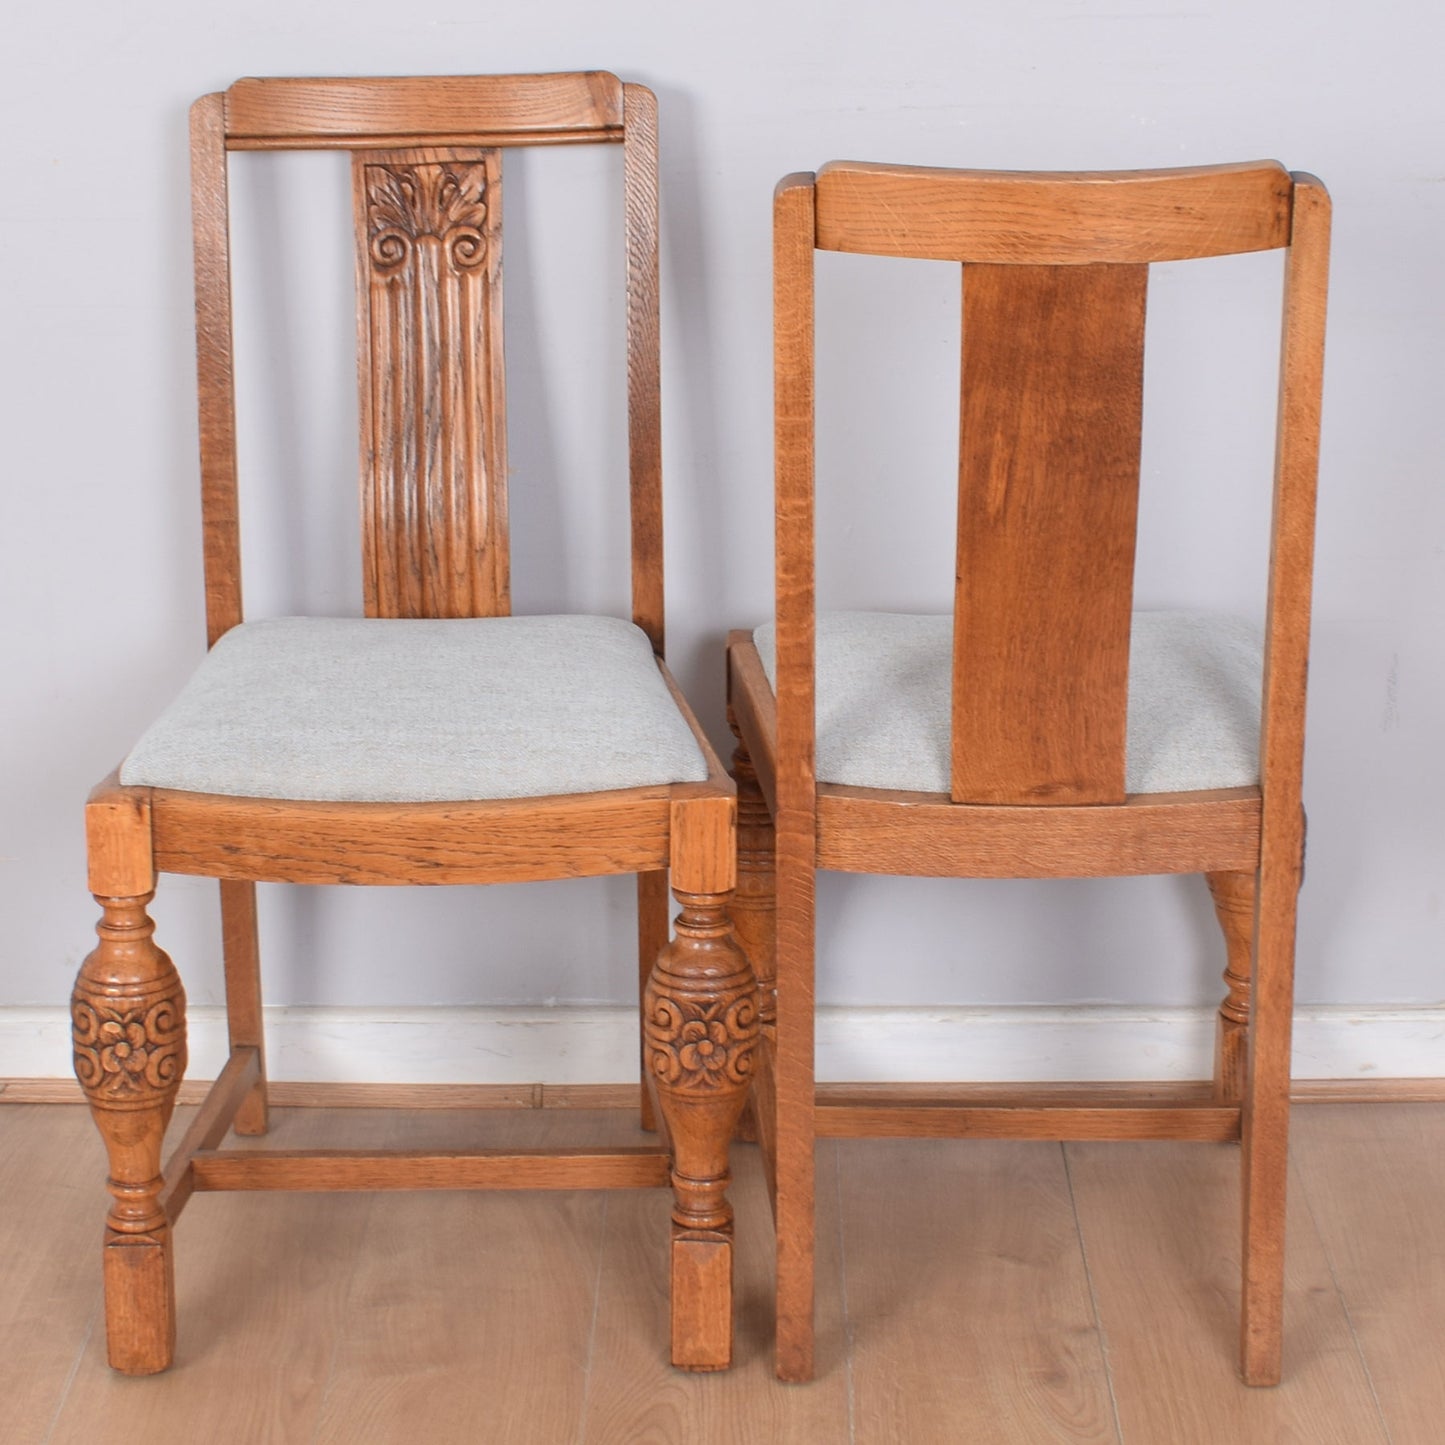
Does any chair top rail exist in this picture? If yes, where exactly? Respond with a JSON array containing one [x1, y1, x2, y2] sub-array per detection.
[[223, 73, 625, 148], [815, 159, 1292, 264]]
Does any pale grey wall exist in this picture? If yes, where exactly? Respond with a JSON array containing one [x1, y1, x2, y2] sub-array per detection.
[[3, 0, 1442, 1019]]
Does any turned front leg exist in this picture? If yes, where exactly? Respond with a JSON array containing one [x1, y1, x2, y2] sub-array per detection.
[[645, 883, 758, 1371], [72, 891, 187, 1374], [1206, 871, 1256, 1104]]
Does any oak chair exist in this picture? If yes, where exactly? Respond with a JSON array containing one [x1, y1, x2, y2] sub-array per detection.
[[74, 73, 757, 1376], [727, 160, 1329, 1384]]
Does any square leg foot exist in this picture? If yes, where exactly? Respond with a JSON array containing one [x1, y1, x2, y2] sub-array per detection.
[[103, 1229, 176, 1375], [670, 1233, 733, 1371]]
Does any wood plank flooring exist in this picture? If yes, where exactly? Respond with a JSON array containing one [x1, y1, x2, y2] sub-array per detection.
[[2, 1101, 1439, 1443]]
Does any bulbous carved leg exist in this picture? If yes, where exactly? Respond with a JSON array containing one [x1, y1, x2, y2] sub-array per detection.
[[729, 736, 776, 1147], [644, 888, 758, 1371], [1207, 870, 1256, 1105], [72, 892, 187, 1375]]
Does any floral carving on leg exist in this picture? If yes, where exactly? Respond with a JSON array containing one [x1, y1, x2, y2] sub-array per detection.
[[645, 890, 758, 1236], [73, 993, 186, 1103], [645, 991, 757, 1093], [73, 894, 187, 1237]]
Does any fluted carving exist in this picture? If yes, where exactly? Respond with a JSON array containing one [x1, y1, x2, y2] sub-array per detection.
[[354, 148, 508, 620]]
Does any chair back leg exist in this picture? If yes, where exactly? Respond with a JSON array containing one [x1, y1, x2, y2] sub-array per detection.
[[1207, 870, 1256, 1105], [220, 878, 268, 1135]]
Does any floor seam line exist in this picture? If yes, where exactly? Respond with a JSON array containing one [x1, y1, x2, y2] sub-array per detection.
[[574, 1190, 610, 1445], [1062, 1142, 1126, 1445], [41, 1295, 97, 1444], [307, 1134, 382, 1445], [1292, 1149, 1395, 1444]]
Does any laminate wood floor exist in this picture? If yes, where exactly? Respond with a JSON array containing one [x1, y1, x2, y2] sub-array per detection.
[[3, 1100, 1439, 1444]]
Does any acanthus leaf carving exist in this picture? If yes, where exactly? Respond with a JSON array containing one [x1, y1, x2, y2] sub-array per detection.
[[365, 161, 489, 273]]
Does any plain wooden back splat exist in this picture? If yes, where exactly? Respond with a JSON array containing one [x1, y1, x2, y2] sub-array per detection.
[[952, 262, 1147, 805]]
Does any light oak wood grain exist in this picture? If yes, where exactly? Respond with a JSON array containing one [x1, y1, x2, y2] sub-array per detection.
[[354, 145, 509, 619], [84, 773, 154, 897], [149, 785, 674, 885], [815, 778, 1262, 877], [189, 93, 244, 646], [1237, 171, 1330, 1385], [623, 82, 665, 653], [188, 1145, 671, 1192], [815, 158, 1293, 263], [1208, 870, 1257, 1103], [726, 629, 779, 816], [953, 261, 1146, 805], [77, 72, 749, 1378], [218, 880, 266, 1135], [225, 73, 625, 145], [768, 171, 822, 1385], [735, 158, 1329, 1384], [817, 1097, 1240, 1142], [159, 1047, 260, 1222]]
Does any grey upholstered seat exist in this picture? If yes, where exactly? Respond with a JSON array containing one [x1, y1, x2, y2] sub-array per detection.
[[121, 614, 710, 802], [753, 610, 1263, 796]]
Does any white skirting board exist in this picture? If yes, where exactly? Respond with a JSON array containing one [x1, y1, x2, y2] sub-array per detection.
[[3, 1003, 1444, 1084]]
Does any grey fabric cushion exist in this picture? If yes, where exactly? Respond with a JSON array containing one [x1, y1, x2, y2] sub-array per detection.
[[121, 615, 709, 802], [753, 610, 1263, 796]]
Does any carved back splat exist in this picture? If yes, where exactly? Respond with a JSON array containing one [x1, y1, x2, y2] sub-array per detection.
[[353, 148, 508, 618], [192, 74, 660, 644]]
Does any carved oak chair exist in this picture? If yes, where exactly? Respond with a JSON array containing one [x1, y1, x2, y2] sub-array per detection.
[[74, 73, 757, 1375], [727, 161, 1329, 1383]]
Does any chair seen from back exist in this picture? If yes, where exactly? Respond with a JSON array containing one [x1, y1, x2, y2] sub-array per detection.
[[727, 158, 1329, 1384]]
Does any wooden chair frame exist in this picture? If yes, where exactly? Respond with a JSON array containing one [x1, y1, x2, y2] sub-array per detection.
[[727, 160, 1329, 1383], [74, 73, 756, 1376]]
